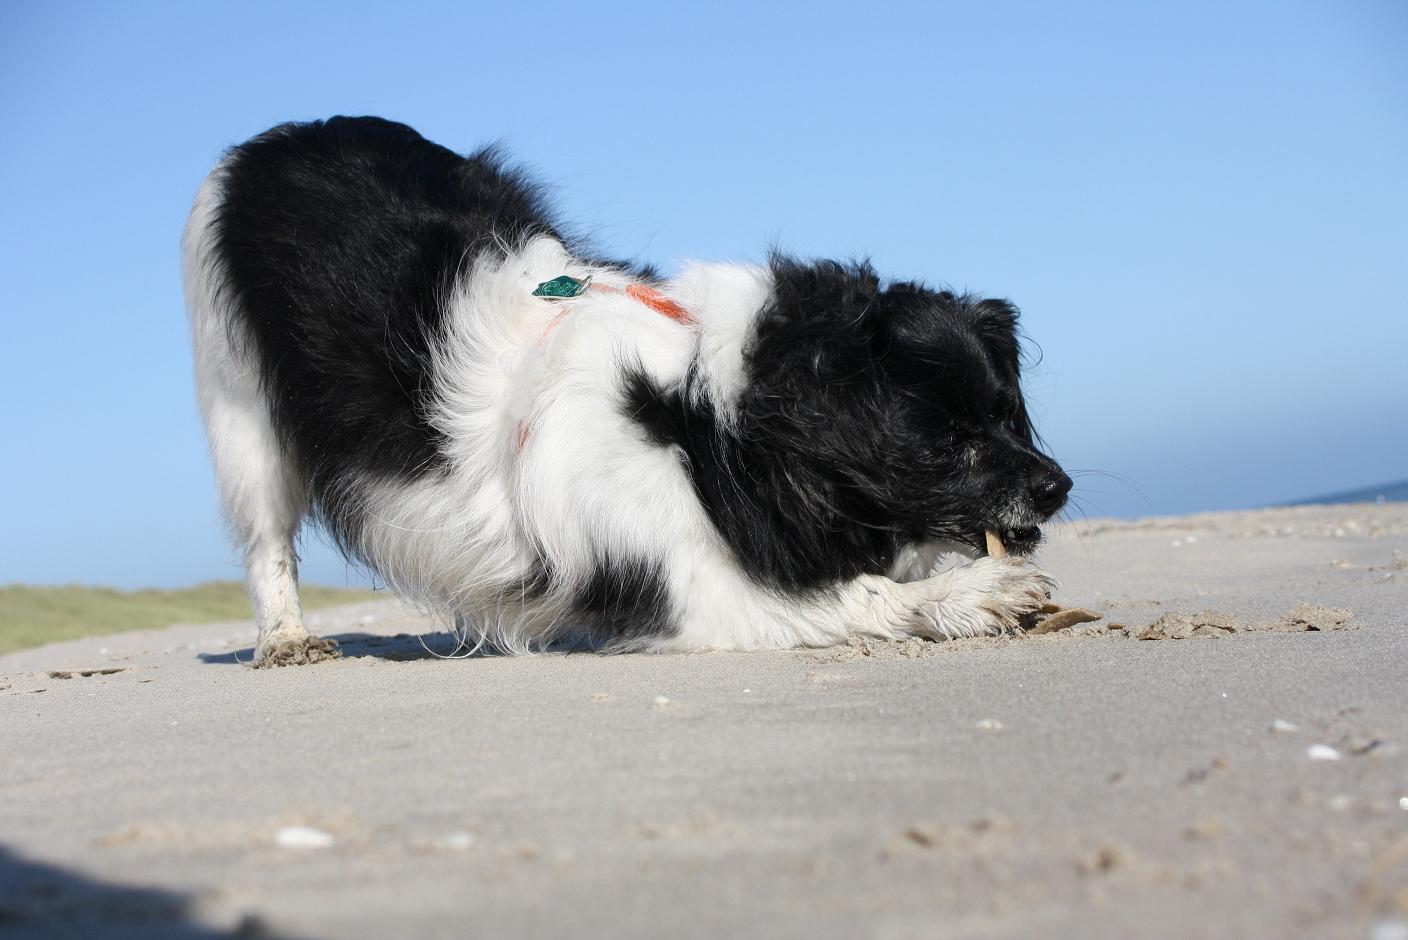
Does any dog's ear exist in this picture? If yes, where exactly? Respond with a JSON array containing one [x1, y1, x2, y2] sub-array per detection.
[[876, 285, 1020, 369], [964, 296, 1038, 441], [963, 298, 1022, 376]]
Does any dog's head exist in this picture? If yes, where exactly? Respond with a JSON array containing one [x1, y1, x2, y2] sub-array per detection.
[[753, 257, 1072, 559]]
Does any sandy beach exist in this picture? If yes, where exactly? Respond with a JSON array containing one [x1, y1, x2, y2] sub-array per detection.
[[2, 502, 1405, 939]]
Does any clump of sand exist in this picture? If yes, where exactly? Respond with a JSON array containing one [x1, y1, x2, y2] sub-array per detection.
[[1271, 602, 1353, 632], [1136, 604, 1353, 640], [804, 602, 1354, 659], [1136, 610, 1240, 640]]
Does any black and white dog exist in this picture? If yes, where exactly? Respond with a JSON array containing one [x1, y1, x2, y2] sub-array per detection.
[[183, 116, 1071, 666]]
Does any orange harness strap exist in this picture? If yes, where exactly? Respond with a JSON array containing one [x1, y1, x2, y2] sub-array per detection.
[[537, 279, 694, 346], [518, 279, 694, 453], [609, 283, 695, 325]]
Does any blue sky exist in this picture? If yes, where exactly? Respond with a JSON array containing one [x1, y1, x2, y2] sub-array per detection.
[[2, 0, 1405, 589]]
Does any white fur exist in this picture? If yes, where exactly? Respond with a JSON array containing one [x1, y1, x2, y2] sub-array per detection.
[[670, 261, 773, 418], [186, 201, 1054, 663], [183, 172, 334, 665]]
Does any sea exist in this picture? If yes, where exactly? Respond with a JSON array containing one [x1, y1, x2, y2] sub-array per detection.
[[1280, 479, 1408, 508]]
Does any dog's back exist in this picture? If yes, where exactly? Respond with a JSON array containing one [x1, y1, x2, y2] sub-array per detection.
[[193, 117, 554, 526]]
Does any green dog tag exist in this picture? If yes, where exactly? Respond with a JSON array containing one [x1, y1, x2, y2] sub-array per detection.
[[532, 275, 590, 298]]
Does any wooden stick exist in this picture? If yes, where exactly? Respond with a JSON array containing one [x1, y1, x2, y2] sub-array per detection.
[[985, 529, 1006, 559], [1029, 607, 1103, 635]]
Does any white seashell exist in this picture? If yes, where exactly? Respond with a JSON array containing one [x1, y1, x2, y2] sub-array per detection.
[[274, 826, 335, 849]]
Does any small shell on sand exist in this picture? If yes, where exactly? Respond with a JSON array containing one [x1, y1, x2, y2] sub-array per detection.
[[1306, 744, 1342, 762], [440, 831, 476, 851], [274, 826, 335, 849]]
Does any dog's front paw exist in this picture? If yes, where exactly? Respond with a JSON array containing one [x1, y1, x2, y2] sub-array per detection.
[[254, 624, 340, 668], [969, 556, 1056, 631], [913, 556, 1055, 640]]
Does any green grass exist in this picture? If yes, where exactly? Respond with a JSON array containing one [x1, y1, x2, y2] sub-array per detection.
[[0, 581, 378, 655]]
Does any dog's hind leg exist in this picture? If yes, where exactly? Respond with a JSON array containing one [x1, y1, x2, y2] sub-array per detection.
[[201, 383, 338, 667], [184, 176, 338, 668]]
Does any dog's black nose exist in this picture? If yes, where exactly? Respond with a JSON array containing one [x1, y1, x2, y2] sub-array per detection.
[[1030, 471, 1072, 516]]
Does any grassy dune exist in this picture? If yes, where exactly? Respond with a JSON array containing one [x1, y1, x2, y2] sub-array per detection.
[[0, 581, 377, 655]]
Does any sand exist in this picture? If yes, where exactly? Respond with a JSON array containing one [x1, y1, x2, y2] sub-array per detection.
[[1, 502, 1406, 939]]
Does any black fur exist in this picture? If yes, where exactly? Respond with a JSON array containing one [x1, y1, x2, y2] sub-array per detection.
[[211, 117, 659, 562], [626, 255, 1071, 592], [573, 558, 675, 646], [213, 116, 562, 512]]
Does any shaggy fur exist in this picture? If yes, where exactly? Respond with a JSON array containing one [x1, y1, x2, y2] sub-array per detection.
[[182, 116, 1071, 666]]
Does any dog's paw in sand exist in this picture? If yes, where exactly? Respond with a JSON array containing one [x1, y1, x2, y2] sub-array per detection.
[[909, 556, 1055, 640], [254, 623, 340, 668]]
